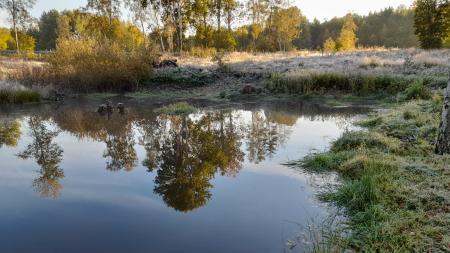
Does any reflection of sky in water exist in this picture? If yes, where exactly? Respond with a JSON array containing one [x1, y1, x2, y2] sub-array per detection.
[[0, 105, 361, 253]]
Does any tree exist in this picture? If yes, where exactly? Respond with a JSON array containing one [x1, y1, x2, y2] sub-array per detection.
[[86, 0, 121, 25], [0, 0, 36, 52], [440, 0, 450, 47], [271, 7, 303, 51], [337, 13, 357, 51], [323, 37, 336, 53], [223, 0, 237, 31], [37, 10, 59, 50], [7, 30, 35, 51], [414, 0, 446, 49]]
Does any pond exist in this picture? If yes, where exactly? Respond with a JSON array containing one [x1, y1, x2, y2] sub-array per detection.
[[0, 100, 366, 253]]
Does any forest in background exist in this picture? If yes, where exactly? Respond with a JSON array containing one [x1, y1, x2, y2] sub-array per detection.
[[0, 0, 449, 54]]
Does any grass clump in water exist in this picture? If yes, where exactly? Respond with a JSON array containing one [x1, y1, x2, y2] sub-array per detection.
[[0, 89, 41, 104], [155, 102, 196, 115], [292, 100, 450, 252]]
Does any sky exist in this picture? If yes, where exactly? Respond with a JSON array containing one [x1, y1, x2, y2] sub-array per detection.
[[0, 0, 415, 27]]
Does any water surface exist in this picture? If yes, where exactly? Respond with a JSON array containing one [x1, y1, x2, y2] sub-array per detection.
[[0, 100, 365, 253]]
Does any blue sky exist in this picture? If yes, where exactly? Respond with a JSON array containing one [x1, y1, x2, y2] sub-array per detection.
[[1, 0, 414, 27]]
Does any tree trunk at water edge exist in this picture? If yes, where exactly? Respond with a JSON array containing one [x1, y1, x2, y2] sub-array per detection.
[[435, 72, 450, 154]]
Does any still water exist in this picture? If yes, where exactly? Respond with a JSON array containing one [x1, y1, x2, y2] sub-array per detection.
[[0, 100, 365, 253]]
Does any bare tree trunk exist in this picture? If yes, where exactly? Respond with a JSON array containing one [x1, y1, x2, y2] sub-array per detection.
[[227, 8, 231, 31], [108, 0, 113, 25], [436, 72, 450, 155], [12, 0, 19, 53], [216, 0, 221, 29], [177, 0, 183, 53]]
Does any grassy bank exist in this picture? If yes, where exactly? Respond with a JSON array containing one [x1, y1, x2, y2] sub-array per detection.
[[0, 89, 41, 104], [265, 72, 442, 96], [290, 98, 450, 252]]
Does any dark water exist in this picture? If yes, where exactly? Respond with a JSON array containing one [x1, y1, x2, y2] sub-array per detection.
[[0, 100, 365, 253]]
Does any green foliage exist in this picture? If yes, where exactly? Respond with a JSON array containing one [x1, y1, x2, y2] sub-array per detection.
[[37, 9, 59, 50], [271, 7, 305, 51], [403, 80, 431, 100], [0, 89, 41, 104], [358, 7, 418, 48], [0, 27, 12, 50], [413, 0, 447, 49], [7, 30, 35, 51], [56, 11, 145, 50], [213, 29, 236, 50]]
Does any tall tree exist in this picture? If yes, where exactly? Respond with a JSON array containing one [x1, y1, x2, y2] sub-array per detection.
[[0, 0, 36, 52], [37, 9, 59, 50], [337, 13, 357, 50], [414, 0, 446, 48], [223, 0, 237, 31], [125, 0, 154, 44], [271, 7, 303, 51]]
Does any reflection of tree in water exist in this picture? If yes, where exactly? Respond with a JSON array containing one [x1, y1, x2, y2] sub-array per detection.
[[17, 116, 64, 199], [0, 120, 21, 148], [140, 112, 244, 212], [103, 124, 137, 172], [49, 107, 295, 210], [54, 109, 138, 172], [246, 110, 292, 164]]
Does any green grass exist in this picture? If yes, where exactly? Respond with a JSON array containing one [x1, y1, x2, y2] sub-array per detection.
[[266, 72, 423, 96], [155, 102, 197, 115], [292, 100, 450, 252], [0, 89, 41, 104]]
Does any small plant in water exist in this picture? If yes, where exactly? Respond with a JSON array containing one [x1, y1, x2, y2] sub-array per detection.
[[155, 102, 196, 115]]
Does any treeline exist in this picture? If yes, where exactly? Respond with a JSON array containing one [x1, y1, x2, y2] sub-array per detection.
[[0, 0, 449, 53]]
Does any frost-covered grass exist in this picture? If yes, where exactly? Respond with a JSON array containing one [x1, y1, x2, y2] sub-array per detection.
[[176, 48, 450, 78], [290, 99, 450, 252], [0, 80, 41, 104]]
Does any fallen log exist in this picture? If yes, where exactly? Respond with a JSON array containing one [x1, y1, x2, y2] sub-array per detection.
[[435, 71, 450, 154]]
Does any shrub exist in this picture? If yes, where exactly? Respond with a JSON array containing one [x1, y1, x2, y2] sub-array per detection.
[[189, 47, 217, 58], [49, 38, 155, 92], [403, 81, 431, 100]]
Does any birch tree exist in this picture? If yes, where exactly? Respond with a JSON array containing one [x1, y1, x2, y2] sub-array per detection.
[[0, 0, 36, 52]]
